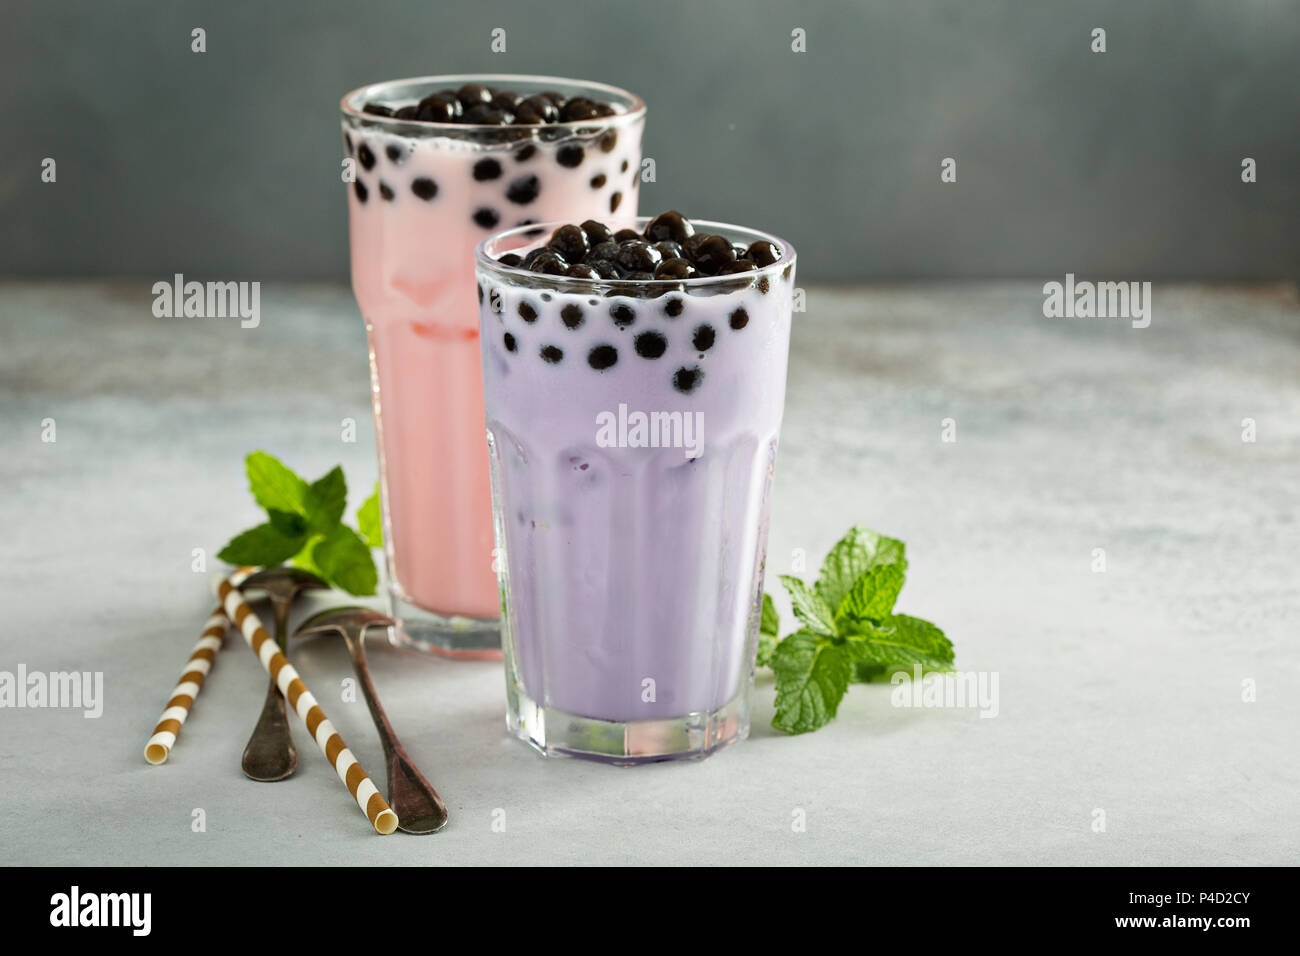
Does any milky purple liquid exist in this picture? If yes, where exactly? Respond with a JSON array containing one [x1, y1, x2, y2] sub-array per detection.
[[478, 243, 794, 723]]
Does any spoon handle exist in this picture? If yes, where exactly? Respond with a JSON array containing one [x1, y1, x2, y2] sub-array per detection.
[[240, 594, 298, 781], [344, 632, 448, 834]]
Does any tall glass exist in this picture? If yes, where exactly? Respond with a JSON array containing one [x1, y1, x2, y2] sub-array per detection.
[[340, 75, 645, 657], [476, 219, 796, 761]]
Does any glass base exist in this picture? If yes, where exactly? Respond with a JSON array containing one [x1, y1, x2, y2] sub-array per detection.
[[387, 590, 502, 659], [507, 684, 749, 765]]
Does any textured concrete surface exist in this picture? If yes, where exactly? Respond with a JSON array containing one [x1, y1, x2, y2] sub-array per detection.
[[0, 280, 1297, 865]]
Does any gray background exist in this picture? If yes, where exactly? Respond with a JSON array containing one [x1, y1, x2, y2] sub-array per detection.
[[1, 0, 1297, 282]]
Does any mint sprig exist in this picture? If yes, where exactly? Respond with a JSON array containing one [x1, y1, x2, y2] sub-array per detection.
[[217, 452, 383, 596], [760, 525, 953, 735]]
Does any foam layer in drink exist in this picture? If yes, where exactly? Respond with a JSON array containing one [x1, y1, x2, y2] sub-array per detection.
[[479, 250, 794, 721], [347, 121, 642, 619]]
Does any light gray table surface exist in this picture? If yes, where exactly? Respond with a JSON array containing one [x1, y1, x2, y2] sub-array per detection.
[[1, 280, 1296, 866]]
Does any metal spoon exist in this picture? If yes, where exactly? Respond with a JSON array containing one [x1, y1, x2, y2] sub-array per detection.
[[237, 567, 328, 781], [295, 607, 448, 834]]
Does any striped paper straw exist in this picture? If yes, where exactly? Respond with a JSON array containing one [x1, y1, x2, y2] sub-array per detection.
[[212, 572, 398, 835], [143, 601, 237, 766]]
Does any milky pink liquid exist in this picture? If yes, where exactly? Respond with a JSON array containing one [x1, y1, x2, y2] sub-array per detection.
[[346, 120, 642, 620]]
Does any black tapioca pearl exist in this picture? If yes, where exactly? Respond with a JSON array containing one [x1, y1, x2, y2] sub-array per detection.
[[344, 132, 354, 155], [515, 143, 537, 162], [719, 259, 757, 275], [581, 220, 613, 246], [634, 331, 667, 359], [548, 224, 589, 262], [513, 110, 545, 124], [474, 207, 501, 229], [610, 191, 623, 213], [654, 258, 694, 280], [621, 159, 629, 173], [353, 179, 369, 203], [464, 104, 513, 125], [561, 304, 585, 328], [379, 181, 395, 201], [411, 177, 438, 200], [564, 263, 599, 279], [757, 275, 771, 294], [692, 324, 715, 351], [673, 366, 703, 394], [746, 240, 780, 266], [613, 229, 640, 243], [644, 210, 694, 244], [652, 240, 684, 260], [527, 251, 567, 275], [616, 241, 661, 273], [588, 344, 618, 370], [518, 301, 538, 322], [590, 173, 606, 189], [498, 253, 523, 267], [610, 303, 636, 328], [594, 103, 617, 117], [394, 105, 419, 120], [358, 143, 376, 170], [692, 235, 736, 274], [541, 90, 566, 106], [729, 308, 750, 330], [417, 94, 459, 122], [362, 102, 394, 117], [591, 260, 619, 279], [474, 158, 503, 181], [506, 175, 540, 204], [681, 234, 706, 260], [503, 332, 517, 352], [664, 297, 685, 318], [557, 145, 585, 168], [456, 84, 493, 108], [560, 97, 599, 121], [518, 96, 559, 123], [522, 248, 553, 268], [540, 344, 563, 364], [385, 144, 405, 164], [491, 91, 522, 111], [599, 130, 618, 152]]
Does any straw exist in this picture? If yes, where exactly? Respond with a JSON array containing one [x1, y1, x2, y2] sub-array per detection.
[[143, 603, 235, 765], [211, 572, 398, 835]]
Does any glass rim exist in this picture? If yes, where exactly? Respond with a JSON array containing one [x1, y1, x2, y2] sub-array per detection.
[[339, 73, 647, 133], [475, 217, 797, 293]]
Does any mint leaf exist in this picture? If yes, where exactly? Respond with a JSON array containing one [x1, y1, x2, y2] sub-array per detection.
[[357, 482, 382, 548], [313, 524, 378, 596], [304, 466, 347, 534], [771, 630, 852, 734], [246, 451, 309, 515], [815, 526, 906, 612], [836, 562, 906, 628], [218, 522, 307, 566], [778, 574, 838, 637], [291, 536, 327, 579], [756, 592, 779, 668], [844, 614, 954, 671], [267, 508, 307, 537]]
